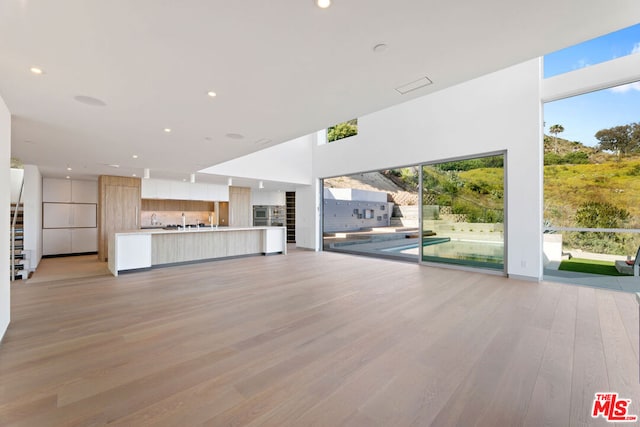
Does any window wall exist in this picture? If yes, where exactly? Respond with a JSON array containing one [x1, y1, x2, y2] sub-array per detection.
[[421, 154, 505, 271], [322, 155, 506, 272], [542, 22, 640, 283]]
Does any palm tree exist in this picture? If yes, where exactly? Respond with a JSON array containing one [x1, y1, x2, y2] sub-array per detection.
[[549, 124, 565, 154]]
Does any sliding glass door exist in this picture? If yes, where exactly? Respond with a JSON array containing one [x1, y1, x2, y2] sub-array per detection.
[[421, 154, 505, 271]]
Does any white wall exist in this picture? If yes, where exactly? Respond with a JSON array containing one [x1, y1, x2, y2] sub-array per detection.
[[10, 168, 23, 203], [295, 182, 320, 250], [310, 59, 543, 279], [1, 94, 11, 341], [23, 165, 43, 269], [324, 188, 387, 203], [200, 135, 314, 185]]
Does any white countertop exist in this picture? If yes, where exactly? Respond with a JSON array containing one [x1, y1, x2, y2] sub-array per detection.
[[115, 226, 285, 236]]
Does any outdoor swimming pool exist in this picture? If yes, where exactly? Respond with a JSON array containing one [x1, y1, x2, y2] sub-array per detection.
[[382, 238, 504, 270]]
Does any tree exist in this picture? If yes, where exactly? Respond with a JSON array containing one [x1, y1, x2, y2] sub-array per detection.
[[549, 124, 564, 154], [594, 124, 638, 158]]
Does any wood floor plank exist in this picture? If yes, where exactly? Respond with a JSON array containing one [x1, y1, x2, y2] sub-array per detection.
[[0, 249, 639, 426], [523, 284, 578, 427], [569, 286, 611, 427], [595, 290, 640, 417]]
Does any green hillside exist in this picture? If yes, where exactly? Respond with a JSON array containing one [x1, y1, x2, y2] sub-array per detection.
[[544, 159, 640, 228]]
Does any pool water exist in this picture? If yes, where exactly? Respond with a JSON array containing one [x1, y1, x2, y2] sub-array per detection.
[[383, 238, 504, 269]]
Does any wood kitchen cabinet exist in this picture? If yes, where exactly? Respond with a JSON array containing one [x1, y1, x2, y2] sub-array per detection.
[[98, 175, 141, 261], [229, 187, 251, 227]]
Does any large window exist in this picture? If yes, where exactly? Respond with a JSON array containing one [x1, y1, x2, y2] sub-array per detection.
[[327, 119, 358, 143], [542, 22, 640, 284], [544, 23, 640, 78], [322, 168, 419, 262], [322, 155, 506, 273], [543, 83, 640, 278], [421, 154, 505, 271]]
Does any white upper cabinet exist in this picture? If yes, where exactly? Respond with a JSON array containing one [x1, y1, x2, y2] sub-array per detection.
[[43, 178, 71, 202], [43, 178, 97, 203], [170, 181, 191, 200], [141, 179, 158, 199], [71, 180, 98, 203], [190, 183, 208, 201], [207, 183, 229, 201], [251, 190, 285, 206], [141, 179, 229, 201]]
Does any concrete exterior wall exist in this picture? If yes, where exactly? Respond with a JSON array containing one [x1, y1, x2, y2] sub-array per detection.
[[323, 199, 393, 233]]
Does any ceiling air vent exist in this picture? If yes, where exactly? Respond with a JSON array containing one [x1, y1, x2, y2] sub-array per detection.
[[395, 77, 433, 95]]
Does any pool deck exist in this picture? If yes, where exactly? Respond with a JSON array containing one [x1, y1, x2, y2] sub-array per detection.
[[543, 268, 640, 292], [325, 228, 640, 293]]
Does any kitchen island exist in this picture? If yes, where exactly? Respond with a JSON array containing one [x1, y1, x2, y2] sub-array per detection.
[[108, 226, 286, 276]]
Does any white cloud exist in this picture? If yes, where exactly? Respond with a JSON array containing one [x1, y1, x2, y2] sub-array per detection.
[[573, 59, 590, 70], [610, 82, 640, 93], [632, 42, 640, 55]]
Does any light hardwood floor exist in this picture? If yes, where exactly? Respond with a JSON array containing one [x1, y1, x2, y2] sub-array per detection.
[[1, 250, 639, 426]]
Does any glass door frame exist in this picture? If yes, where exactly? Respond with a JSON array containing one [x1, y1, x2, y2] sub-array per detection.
[[418, 150, 508, 276]]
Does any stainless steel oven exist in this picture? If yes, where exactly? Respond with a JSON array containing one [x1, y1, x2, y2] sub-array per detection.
[[253, 205, 285, 226]]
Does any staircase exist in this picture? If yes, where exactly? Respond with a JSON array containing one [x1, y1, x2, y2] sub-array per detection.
[[10, 203, 26, 280]]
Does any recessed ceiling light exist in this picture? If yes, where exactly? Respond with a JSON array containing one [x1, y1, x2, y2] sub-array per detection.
[[30, 67, 43, 75], [254, 138, 272, 145], [74, 95, 107, 107], [108, 164, 120, 168], [66, 167, 72, 171], [132, 154, 138, 159], [207, 91, 217, 97], [164, 128, 172, 133], [316, 0, 331, 8], [132, 174, 137, 177], [226, 133, 244, 140], [65, 176, 70, 179]]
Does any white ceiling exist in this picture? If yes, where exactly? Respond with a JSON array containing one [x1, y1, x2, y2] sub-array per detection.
[[2, 1, 639, 184]]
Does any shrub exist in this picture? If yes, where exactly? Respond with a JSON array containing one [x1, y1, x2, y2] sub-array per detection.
[[575, 201, 629, 229]]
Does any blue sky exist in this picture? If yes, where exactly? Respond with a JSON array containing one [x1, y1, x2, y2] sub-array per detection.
[[543, 23, 640, 146]]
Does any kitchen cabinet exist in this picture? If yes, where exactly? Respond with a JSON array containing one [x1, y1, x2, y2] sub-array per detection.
[[43, 179, 71, 202], [251, 190, 285, 206], [43, 228, 98, 255], [141, 178, 229, 201], [207, 184, 229, 201], [43, 178, 98, 203], [43, 203, 96, 228], [229, 186, 251, 227], [114, 234, 152, 271], [170, 181, 191, 200], [42, 178, 99, 256], [190, 183, 208, 201], [71, 228, 98, 253], [98, 175, 141, 261], [71, 180, 98, 203], [43, 229, 71, 255]]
